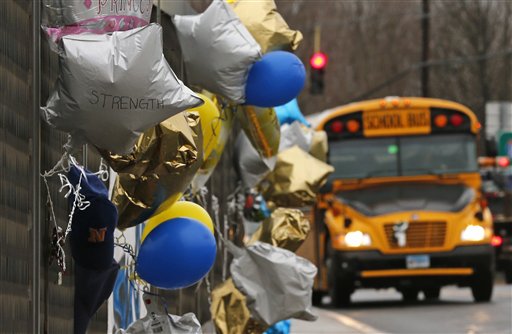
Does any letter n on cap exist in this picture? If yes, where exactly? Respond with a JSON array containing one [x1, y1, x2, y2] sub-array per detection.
[[88, 227, 107, 243]]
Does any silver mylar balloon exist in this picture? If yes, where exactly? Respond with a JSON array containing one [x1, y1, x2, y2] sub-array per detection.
[[41, 24, 202, 154], [228, 241, 318, 327], [116, 294, 202, 334], [173, 0, 261, 103]]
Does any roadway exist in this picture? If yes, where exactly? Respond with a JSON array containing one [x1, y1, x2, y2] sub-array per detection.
[[292, 275, 512, 334]]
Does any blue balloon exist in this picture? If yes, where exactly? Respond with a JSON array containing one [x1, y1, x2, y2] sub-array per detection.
[[264, 320, 291, 334], [245, 51, 306, 108], [136, 217, 216, 289], [274, 98, 310, 126]]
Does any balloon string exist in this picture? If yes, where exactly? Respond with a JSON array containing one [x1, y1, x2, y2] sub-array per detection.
[[222, 213, 229, 281], [43, 175, 66, 284], [211, 192, 222, 245], [115, 231, 149, 294], [128, 274, 151, 296], [41, 152, 70, 178], [115, 231, 138, 264], [64, 172, 84, 238], [42, 164, 85, 284], [191, 267, 213, 317], [97, 158, 110, 182], [114, 242, 137, 264], [42, 154, 109, 285], [198, 186, 237, 281]]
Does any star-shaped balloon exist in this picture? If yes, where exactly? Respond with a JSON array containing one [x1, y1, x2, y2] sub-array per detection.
[[229, 241, 317, 327], [41, 24, 202, 154], [173, 0, 261, 104], [229, 0, 303, 53]]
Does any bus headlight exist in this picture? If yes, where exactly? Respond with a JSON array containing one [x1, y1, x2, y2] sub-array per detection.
[[460, 225, 485, 242], [344, 231, 372, 247]]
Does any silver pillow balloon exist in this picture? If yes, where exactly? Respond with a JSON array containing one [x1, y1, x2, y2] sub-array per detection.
[[229, 241, 318, 327], [41, 24, 203, 154], [173, 0, 261, 104]]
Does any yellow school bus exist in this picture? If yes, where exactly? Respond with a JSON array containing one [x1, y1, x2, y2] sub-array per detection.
[[299, 97, 494, 306]]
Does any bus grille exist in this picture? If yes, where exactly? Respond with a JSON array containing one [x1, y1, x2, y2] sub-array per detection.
[[384, 222, 447, 249]]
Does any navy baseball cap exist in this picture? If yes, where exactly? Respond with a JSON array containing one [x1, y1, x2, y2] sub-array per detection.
[[68, 164, 109, 199], [74, 261, 120, 334], [68, 165, 118, 271]]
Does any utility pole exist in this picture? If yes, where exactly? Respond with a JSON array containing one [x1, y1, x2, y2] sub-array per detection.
[[314, 25, 321, 53], [421, 0, 430, 97]]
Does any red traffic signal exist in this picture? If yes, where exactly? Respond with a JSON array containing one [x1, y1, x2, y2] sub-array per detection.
[[310, 52, 327, 70], [497, 156, 510, 168]]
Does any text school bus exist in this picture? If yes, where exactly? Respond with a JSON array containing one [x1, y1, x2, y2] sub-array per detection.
[[298, 97, 494, 306]]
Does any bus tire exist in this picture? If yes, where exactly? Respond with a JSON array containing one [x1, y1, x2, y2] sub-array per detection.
[[326, 246, 352, 307], [312, 291, 324, 306], [329, 278, 351, 307], [505, 267, 512, 284], [401, 288, 419, 303], [423, 287, 441, 300], [471, 270, 494, 302]]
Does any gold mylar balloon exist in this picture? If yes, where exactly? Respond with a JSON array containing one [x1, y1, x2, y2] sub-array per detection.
[[229, 0, 303, 53], [188, 93, 221, 160], [101, 111, 203, 229], [238, 105, 280, 159], [191, 103, 235, 193]]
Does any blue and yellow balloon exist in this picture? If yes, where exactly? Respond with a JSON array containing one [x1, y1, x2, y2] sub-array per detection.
[[142, 201, 214, 242], [136, 217, 217, 289]]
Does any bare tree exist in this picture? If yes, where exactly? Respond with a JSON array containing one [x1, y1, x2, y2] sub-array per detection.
[[278, 0, 423, 114], [277, 0, 512, 124], [430, 0, 512, 133]]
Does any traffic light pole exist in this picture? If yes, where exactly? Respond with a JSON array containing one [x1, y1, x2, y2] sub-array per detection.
[[421, 0, 430, 97], [314, 25, 321, 53]]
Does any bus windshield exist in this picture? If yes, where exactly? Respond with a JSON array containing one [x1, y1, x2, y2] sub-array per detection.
[[328, 134, 478, 179]]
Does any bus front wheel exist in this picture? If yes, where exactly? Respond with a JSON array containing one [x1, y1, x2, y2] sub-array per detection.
[[401, 288, 419, 302], [312, 290, 324, 306], [505, 267, 512, 284], [328, 277, 352, 307], [326, 246, 352, 307], [471, 270, 494, 303]]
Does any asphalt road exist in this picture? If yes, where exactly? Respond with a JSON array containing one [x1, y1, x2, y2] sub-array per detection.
[[293, 276, 512, 334]]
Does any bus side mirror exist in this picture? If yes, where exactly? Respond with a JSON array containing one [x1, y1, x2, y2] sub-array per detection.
[[319, 180, 333, 194]]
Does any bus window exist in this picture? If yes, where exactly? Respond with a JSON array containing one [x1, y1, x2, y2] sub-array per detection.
[[328, 134, 477, 180], [328, 137, 398, 179], [400, 134, 477, 176]]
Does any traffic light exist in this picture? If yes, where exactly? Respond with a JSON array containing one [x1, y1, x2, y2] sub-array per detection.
[[310, 52, 327, 95]]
